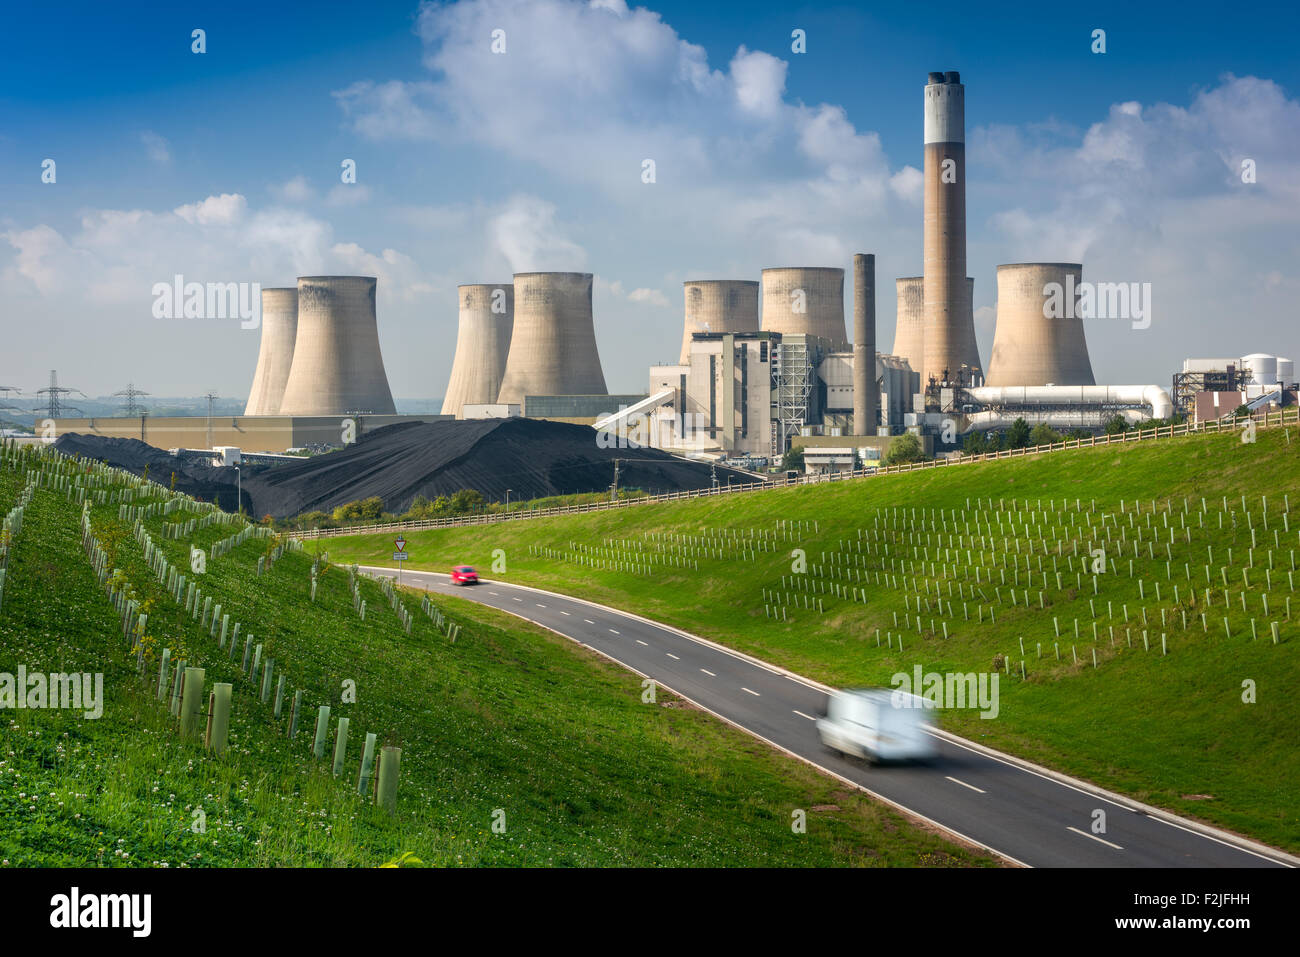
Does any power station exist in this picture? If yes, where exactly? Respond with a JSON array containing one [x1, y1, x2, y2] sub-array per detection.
[[497, 272, 608, 406], [244, 287, 298, 415], [441, 283, 514, 418], [278, 276, 397, 416], [66, 65, 1266, 466]]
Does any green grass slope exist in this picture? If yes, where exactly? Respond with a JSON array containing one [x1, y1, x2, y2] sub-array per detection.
[[326, 426, 1300, 852], [0, 449, 990, 867]]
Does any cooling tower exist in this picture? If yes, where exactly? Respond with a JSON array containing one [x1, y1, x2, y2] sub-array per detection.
[[985, 263, 1095, 387], [760, 267, 847, 346], [922, 70, 982, 385], [497, 272, 607, 405], [441, 284, 514, 417], [852, 254, 878, 435], [892, 277, 925, 372], [277, 276, 397, 415], [681, 280, 759, 363], [244, 287, 298, 415]]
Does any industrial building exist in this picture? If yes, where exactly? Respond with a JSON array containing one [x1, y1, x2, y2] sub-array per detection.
[[1175, 353, 1296, 421], [497, 272, 608, 405], [985, 264, 1095, 387], [277, 276, 398, 416], [441, 283, 514, 418], [244, 287, 298, 415]]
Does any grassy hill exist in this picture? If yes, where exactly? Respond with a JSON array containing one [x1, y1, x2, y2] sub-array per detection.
[[0, 445, 991, 867], [325, 425, 1300, 852]]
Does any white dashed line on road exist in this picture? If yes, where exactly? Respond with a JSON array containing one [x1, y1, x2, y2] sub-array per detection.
[[560, 611, 571, 616], [741, 687, 760, 697], [512, 597, 522, 602], [945, 776, 986, 794], [608, 629, 620, 635], [666, 653, 679, 660], [536, 603, 546, 608], [793, 710, 815, 721], [583, 619, 595, 624], [700, 669, 716, 677], [635, 639, 648, 646], [1066, 826, 1123, 850]]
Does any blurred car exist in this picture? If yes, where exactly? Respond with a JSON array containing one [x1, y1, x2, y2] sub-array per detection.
[[816, 688, 938, 764], [450, 565, 478, 585]]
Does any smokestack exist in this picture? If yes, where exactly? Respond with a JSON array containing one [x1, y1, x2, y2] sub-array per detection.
[[681, 280, 759, 363], [278, 276, 397, 415], [852, 254, 877, 435], [985, 263, 1095, 386], [497, 272, 607, 405], [244, 287, 298, 415], [441, 284, 514, 417], [760, 267, 847, 346], [922, 70, 981, 385]]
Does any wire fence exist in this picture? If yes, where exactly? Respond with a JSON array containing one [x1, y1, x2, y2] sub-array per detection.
[[289, 406, 1299, 541]]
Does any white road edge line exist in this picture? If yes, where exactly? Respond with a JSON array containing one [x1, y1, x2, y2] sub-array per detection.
[[945, 776, 986, 794], [1066, 826, 1123, 851]]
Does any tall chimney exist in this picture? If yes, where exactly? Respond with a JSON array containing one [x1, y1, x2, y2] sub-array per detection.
[[852, 254, 876, 435], [922, 70, 981, 387]]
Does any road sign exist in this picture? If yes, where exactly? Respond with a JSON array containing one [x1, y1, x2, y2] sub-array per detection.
[[395, 537, 407, 552], [392, 552, 409, 561]]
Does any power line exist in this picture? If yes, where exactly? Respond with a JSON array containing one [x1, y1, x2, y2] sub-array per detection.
[[113, 382, 151, 417]]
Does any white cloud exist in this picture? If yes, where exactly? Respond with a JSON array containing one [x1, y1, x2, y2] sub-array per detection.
[[271, 175, 314, 203], [628, 287, 670, 307], [730, 46, 786, 119], [174, 193, 247, 226], [140, 131, 171, 165], [488, 195, 586, 272]]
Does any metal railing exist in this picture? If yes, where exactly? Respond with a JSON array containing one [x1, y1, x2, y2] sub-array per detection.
[[289, 407, 1298, 540]]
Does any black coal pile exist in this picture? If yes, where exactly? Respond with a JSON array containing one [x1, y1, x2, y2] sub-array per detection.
[[53, 434, 246, 510], [53, 419, 755, 519]]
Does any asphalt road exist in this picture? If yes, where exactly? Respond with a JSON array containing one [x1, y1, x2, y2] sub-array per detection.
[[362, 564, 1293, 868]]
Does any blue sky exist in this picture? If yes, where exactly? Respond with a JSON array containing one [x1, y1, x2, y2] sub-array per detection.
[[2, 0, 1298, 400]]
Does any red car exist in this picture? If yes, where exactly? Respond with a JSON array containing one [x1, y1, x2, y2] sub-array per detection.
[[450, 565, 478, 585]]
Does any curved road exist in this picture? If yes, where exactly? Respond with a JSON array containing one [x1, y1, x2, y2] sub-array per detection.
[[362, 565, 1294, 869]]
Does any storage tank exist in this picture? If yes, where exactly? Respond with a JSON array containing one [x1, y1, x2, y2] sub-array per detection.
[[244, 287, 298, 415], [985, 263, 1095, 387], [497, 272, 607, 405], [760, 267, 846, 346], [1241, 353, 1278, 386], [277, 276, 397, 415], [441, 284, 514, 418], [1277, 357, 1294, 386], [681, 280, 759, 363]]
